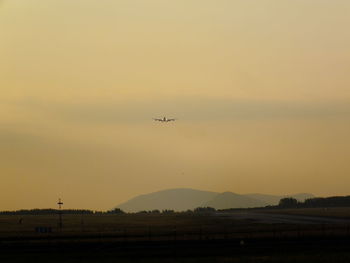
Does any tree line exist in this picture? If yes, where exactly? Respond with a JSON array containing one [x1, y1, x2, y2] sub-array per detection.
[[0, 207, 218, 215], [1, 196, 349, 215], [278, 196, 350, 208], [0, 209, 96, 215]]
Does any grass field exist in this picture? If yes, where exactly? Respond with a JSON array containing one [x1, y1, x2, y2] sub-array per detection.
[[1, 210, 350, 262], [261, 207, 350, 219], [0, 211, 350, 238], [0, 213, 238, 235]]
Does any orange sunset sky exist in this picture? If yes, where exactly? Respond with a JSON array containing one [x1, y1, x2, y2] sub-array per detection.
[[1, 0, 350, 210]]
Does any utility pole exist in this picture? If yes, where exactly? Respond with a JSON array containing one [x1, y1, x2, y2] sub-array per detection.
[[57, 198, 63, 230]]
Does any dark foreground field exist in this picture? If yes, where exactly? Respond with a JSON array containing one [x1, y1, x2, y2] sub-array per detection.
[[1, 209, 350, 262]]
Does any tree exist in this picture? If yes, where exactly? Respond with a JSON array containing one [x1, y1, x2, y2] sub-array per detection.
[[193, 207, 216, 213], [106, 208, 125, 214], [278, 197, 298, 208]]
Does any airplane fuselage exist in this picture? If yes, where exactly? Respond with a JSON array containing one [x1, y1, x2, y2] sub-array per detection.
[[154, 116, 176, 122]]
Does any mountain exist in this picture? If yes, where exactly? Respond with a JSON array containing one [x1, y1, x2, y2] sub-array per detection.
[[203, 192, 267, 209], [116, 188, 314, 212], [117, 188, 217, 212], [244, 193, 314, 206]]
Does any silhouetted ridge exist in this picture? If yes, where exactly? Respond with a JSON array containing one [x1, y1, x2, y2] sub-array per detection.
[[116, 188, 314, 212], [244, 193, 314, 206], [203, 192, 267, 209], [117, 188, 217, 212]]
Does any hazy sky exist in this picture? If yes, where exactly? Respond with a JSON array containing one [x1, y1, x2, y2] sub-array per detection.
[[1, 0, 350, 210]]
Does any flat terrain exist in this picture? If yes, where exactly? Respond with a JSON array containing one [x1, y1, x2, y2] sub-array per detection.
[[0, 209, 350, 262], [218, 209, 350, 224], [261, 207, 350, 219]]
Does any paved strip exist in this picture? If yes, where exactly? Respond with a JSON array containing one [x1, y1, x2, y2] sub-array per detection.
[[217, 212, 350, 224]]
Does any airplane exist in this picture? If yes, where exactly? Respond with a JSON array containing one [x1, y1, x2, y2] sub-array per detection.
[[153, 117, 177, 122]]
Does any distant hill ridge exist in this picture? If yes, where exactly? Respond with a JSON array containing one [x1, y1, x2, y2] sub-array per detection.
[[116, 188, 314, 212]]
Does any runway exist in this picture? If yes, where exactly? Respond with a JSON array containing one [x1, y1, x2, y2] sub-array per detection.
[[217, 211, 350, 224]]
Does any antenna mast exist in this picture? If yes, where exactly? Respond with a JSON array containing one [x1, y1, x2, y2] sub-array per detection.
[[57, 198, 63, 230]]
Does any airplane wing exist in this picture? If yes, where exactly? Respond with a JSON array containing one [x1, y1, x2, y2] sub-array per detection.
[[167, 119, 176, 122], [153, 118, 163, 121]]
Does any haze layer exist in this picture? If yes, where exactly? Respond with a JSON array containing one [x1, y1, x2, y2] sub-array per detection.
[[1, 0, 350, 210]]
